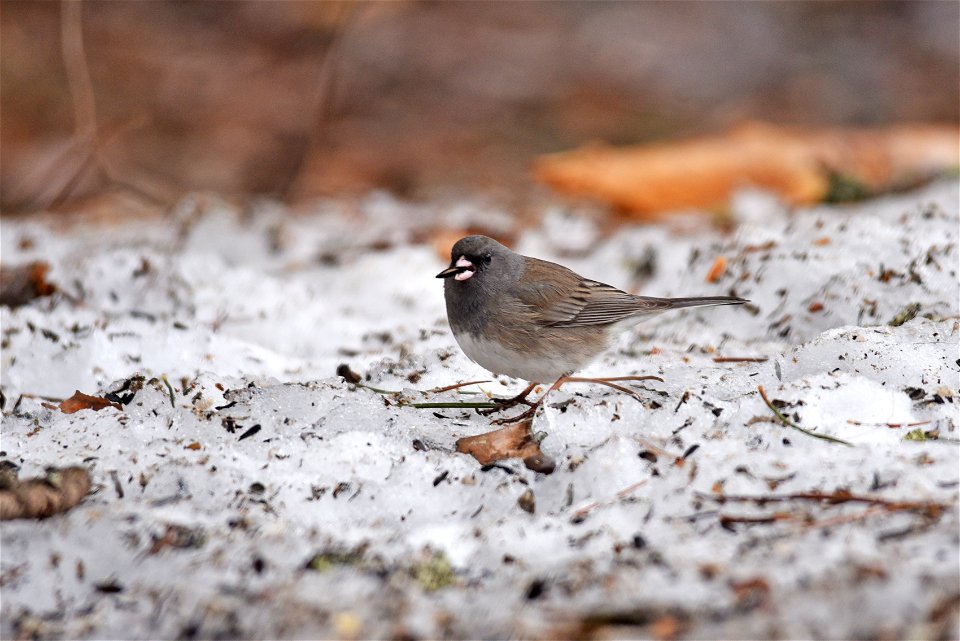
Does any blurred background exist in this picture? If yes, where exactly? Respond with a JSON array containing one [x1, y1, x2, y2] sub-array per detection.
[[2, 0, 958, 214]]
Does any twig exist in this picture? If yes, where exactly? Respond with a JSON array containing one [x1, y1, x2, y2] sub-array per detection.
[[61, 0, 97, 140], [720, 512, 793, 527], [757, 385, 853, 446], [281, 2, 364, 198], [713, 357, 768, 363], [161, 375, 176, 408], [356, 383, 403, 395], [847, 419, 932, 429], [428, 380, 491, 394], [796, 506, 887, 531], [616, 480, 650, 499], [700, 489, 944, 517], [355, 379, 499, 410], [571, 479, 648, 521], [408, 401, 498, 410]]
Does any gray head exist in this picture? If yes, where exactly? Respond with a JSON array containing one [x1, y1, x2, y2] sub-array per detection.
[[435, 235, 523, 285], [436, 236, 525, 326]]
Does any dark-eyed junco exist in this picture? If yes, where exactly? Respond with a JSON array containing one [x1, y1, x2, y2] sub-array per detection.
[[436, 235, 747, 422]]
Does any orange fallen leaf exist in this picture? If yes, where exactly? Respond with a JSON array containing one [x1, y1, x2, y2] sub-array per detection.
[[533, 121, 960, 217], [185, 441, 202, 451], [428, 228, 471, 261], [812, 237, 831, 246], [651, 614, 683, 641], [705, 256, 726, 283], [0, 261, 57, 308], [729, 576, 771, 609], [423, 228, 518, 261], [457, 421, 539, 464], [59, 391, 122, 414], [0, 466, 92, 520], [808, 302, 824, 313], [456, 421, 554, 473], [743, 241, 778, 253]]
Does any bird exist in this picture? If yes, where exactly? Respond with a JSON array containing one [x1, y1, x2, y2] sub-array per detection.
[[436, 235, 747, 423]]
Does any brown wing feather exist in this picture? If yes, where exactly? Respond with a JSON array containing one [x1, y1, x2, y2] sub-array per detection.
[[512, 258, 669, 327], [510, 258, 591, 325], [512, 257, 745, 328], [555, 281, 676, 327]]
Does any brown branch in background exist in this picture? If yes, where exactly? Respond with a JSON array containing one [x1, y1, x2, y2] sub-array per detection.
[[42, 0, 111, 209], [713, 356, 768, 363], [61, 0, 97, 138], [10, 3, 164, 212], [0, 466, 92, 520], [281, 1, 364, 199]]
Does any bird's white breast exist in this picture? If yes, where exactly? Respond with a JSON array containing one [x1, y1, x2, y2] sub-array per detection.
[[453, 331, 585, 383]]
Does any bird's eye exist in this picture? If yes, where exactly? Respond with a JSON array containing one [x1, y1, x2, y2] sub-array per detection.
[[482, 254, 492, 264]]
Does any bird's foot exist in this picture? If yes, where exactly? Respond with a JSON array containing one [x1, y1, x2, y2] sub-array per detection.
[[485, 375, 663, 425], [489, 405, 539, 425], [478, 382, 538, 416]]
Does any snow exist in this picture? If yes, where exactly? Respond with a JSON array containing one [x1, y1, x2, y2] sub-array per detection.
[[2, 181, 958, 639]]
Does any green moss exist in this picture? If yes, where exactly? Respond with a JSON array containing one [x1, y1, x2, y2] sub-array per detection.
[[889, 303, 920, 327], [305, 550, 362, 572], [904, 428, 939, 442], [824, 172, 872, 203], [413, 550, 455, 591]]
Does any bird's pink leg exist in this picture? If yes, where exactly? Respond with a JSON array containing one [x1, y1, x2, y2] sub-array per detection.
[[479, 382, 539, 416], [490, 375, 663, 425]]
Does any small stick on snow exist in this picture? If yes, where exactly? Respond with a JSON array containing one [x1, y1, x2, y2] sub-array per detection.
[[428, 380, 491, 394], [757, 385, 853, 446]]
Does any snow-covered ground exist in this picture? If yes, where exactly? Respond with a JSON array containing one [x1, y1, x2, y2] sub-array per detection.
[[2, 182, 958, 639]]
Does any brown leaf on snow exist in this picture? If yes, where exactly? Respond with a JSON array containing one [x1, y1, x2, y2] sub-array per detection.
[[729, 576, 771, 610], [705, 256, 727, 283], [0, 261, 57, 308], [533, 121, 960, 217], [0, 466, 92, 520], [59, 391, 122, 414], [456, 421, 555, 473]]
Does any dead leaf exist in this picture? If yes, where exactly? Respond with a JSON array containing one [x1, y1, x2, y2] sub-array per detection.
[[534, 121, 960, 217], [729, 576, 770, 610], [59, 391, 122, 414], [456, 421, 554, 473], [0, 261, 57, 308], [0, 466, 92, 520], [424, 228, 518, 261], [650, 614, 683, 641], [185, 441, 201, 451], [705, 256, 726, 283]]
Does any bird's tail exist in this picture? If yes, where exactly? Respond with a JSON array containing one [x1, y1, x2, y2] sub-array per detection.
[[650, 296, 749, 309]]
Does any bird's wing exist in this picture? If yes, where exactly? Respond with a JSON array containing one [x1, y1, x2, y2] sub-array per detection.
[[552, 280, 676, 327], [512, 258, 672, 327]]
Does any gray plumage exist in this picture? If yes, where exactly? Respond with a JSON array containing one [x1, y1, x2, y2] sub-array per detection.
[[437, 235, 747, 382]]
